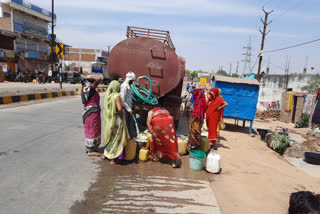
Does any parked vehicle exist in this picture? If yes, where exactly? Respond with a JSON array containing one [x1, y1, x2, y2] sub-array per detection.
[[91, 62, 109, 85]]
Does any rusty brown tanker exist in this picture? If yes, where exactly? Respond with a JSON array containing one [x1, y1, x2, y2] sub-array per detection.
[[108, 26, 185, 127]]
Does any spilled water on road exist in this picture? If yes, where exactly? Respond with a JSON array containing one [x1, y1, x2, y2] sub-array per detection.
[[70, 157, 220, 214]]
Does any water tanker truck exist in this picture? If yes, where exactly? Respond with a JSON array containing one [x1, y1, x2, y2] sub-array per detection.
[[107, 26, 185, 127]]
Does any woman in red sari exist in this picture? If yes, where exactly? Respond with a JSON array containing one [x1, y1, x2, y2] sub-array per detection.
[[188, 89, 207, 152], [147, 107, 180, 168], [206, 88, 228, 150]]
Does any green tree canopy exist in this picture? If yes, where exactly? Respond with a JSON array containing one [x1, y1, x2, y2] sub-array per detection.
[[185, 70, 208, 80], [216, 70, 230, 77]]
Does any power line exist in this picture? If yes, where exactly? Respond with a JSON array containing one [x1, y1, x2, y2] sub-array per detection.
[[264, 38, 320, 53], [250, 55, 259, 72]]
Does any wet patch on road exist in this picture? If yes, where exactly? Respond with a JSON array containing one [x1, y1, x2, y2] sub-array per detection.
[[70, 156, 220, 214]]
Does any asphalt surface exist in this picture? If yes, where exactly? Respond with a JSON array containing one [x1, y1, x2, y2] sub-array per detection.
[[0, 94, 220, 214], [0, 96, 100, 214]]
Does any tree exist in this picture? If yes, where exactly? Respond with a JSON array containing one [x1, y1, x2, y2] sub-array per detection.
[[216, 70, 230, 77], [301, 79, 320, 93], [185, 69, 192, 76], [231, 73, 239, 78], [185, 69, 209, 80], [190, 70, 200, 80]]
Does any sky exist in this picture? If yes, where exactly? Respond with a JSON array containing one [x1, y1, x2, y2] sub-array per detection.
[[30, 0, 320, 75]]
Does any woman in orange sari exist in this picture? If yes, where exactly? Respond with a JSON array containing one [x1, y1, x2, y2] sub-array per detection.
[[147, 107, 180, 168], [206, 88, 228, 150]]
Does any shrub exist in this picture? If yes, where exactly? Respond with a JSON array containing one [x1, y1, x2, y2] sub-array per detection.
[[295, 114, 310, 128], [271, 135, 290, 155]]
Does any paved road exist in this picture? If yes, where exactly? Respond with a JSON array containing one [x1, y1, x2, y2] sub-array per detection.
[[0, 96, 100, 214], [0, 95, 220, 214]]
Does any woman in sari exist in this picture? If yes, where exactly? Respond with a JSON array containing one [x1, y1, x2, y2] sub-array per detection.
[[188, 89, 207, 152], [147, 107, 180, 168], [309, 88, 320, 135], [206, 88, 228, 150], [81, 75, 102, 156], [102, 80, 129, 165]]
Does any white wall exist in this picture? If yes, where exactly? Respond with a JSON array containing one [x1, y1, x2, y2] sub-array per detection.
[[257, 74, 320, 110]]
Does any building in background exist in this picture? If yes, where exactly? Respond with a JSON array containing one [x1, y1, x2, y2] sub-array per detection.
[[0, 0, 56, 78], [63, 48, 109, 74]]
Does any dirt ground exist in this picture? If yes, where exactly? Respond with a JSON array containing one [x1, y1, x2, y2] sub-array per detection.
[[209, 118, 320, 214]]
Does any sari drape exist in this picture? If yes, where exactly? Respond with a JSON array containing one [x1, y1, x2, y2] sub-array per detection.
[[188, 89, 207, 151], [206, 88, 224, 145], [148, 108, 179, 161], [103, 81, 129, 159], [81, 79, 101, 153]]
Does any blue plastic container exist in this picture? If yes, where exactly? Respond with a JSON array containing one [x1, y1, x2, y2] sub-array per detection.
[[189, 150, 206, 171]]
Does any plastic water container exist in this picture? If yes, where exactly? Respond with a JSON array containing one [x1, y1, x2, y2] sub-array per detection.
[[189, 150, 206, 171], [124, 140, 137, 161], [200, 133, 210, 153], [139, 147, 149, 162], [178, 137, 187, 156], [206, 151, 221, 173]]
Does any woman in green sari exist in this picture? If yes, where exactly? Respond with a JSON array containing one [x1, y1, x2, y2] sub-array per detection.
[[102, 80, 129, 165]]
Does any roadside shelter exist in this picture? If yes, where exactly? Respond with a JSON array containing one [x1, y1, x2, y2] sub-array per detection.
[[212, 75, 260, 133]]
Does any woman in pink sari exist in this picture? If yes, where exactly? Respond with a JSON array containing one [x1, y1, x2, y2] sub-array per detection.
[[81, 75, 102, 156]]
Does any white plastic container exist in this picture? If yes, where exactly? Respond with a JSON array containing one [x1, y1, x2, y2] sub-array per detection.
[[206, 151, 221, 173], [178, 136, 187, 156]]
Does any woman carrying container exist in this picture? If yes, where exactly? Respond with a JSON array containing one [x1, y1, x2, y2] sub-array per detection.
[[188, 89, 207, 152], [147, 107, 180, 168], [81, 75, 102, 156], [102, 81, 129, 165], [206, 88, 228, 150]]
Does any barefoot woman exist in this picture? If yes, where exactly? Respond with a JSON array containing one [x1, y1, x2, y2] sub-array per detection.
[[81, 75, 102, 156], [206, 88, 228, 150], [102, 81, 129, 164]]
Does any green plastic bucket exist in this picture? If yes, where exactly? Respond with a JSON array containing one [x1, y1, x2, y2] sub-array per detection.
[[189, 150, 206, 171]]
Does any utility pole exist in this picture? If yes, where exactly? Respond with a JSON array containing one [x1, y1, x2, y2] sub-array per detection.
[[236, 61, 239, 76], [284, 56, 290, 90], [303, 56, 308, 75], [51, 0, 55, 81], [242, 37, 252, 75], [229, 63, 232, 75], [266, 57, 270, 74], [257, 7, 273, 81]]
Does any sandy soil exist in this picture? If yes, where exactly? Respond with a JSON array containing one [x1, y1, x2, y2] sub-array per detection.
[[209, 119, 320, 214]]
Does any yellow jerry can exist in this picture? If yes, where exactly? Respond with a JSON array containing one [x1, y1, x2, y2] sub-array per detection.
[[139, 147, 149, 162], [124, 139, 137, 161]]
